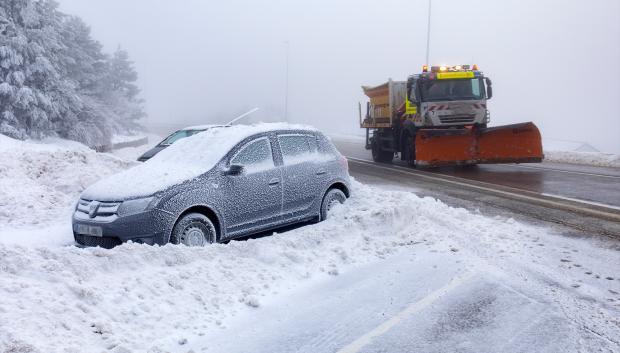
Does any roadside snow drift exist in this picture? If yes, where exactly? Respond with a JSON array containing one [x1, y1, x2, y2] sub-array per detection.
[[0, 135, 136, 230], [543, 150, 620, 168], [2, 183, 619, 352], [1, 134, 618, 353]]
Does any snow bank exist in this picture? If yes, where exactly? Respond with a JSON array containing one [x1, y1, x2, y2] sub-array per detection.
[[0, 181, 516, 352], [2, 131, 618, 352], [543, 150, 620, 168], [83, 123, 315, 200], [3, 179, 618, 353], [541, 139, 619, 168], [0, 135, 136, 230]]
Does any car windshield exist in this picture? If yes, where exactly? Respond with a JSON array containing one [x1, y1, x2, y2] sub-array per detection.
[[420, 78, 485, 102], [159, 129, 205, 146]]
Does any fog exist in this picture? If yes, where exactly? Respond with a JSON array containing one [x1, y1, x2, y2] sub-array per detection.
[[58, 0, 619, 153]]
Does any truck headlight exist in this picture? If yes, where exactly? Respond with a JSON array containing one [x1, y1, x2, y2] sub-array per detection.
[[117, 197, 158, 217]]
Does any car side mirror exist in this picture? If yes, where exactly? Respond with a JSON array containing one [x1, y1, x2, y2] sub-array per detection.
[[485, 78, 493, 100], [224, 164, 244, 176]]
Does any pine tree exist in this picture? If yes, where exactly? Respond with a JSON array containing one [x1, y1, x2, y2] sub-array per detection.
[[0, 0, 145, 147], [102, 47, 145, 131]]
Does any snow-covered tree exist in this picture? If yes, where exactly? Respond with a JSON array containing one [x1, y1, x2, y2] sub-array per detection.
[[0, 0, 145, 147], [99, 47, 146, 132]]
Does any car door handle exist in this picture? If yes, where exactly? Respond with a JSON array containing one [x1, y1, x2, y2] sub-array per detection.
[[316, 170, 327, 175], [268, 178, 280, 186]]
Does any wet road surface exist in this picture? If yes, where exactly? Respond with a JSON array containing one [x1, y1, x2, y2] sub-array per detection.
[[332, 138, 620, 208]]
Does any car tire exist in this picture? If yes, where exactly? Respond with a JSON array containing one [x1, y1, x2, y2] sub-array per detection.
[[170, 213, 216, 246], [320, 188, 347, 221]]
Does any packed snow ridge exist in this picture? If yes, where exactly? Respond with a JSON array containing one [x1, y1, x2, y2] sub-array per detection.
[[543, 150, 620, 168], [0, 135, 136, 231], [1, 135, 618, 353]]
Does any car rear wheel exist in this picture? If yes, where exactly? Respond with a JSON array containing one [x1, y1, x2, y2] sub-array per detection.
[[320, 189, 347, 221], [170, 213, 216, 246]]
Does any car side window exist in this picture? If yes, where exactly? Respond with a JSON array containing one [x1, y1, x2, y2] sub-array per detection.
[[230, 137, 274, 172], [307, 135, 318, 153], [278, 134, 317, 165]]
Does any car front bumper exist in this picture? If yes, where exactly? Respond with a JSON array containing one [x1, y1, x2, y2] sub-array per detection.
[[72, 209, 173, 248]]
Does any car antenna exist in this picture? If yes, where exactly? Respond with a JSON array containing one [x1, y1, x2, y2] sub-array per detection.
[[226, 107, 260, 126]]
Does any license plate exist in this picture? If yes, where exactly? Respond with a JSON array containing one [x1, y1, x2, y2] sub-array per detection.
[[75, 224, 103, 237]]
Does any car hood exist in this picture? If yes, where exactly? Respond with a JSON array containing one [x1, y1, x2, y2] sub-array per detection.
[[81, 157, 215, 201], [138, 146, 167, 161]]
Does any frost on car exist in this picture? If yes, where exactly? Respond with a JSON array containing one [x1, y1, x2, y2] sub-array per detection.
[[73, 123, 351, 248]]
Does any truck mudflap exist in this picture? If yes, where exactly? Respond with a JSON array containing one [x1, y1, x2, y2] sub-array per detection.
[[415, 122, 544, 167]]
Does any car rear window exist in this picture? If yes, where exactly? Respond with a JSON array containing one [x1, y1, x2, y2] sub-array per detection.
[[278, 134, 318, 165]]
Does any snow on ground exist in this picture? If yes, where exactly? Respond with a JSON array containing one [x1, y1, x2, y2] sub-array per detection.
[[0, 135, 136, 232], [543, 135, 620, 167], [543, 150, 620, 168], [0, 135, 161, 245], [0, 135, 619, 352]]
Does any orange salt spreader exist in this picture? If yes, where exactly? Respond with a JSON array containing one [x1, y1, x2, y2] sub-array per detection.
[[360, 65, 543, 167]]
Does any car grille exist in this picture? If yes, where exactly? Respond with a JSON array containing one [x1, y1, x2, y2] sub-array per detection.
[[76, 199, 121, 221], [439, 115, 476, 124], [74, 234, 121, 249]]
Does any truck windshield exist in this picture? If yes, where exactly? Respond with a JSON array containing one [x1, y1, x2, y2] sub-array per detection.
[[420, 78, 485, 102]]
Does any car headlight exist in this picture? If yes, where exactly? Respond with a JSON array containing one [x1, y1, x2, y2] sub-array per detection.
[[117, 197, 158, 217]]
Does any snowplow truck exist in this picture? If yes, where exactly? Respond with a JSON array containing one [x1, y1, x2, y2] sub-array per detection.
[[360, 65, 543, 166]]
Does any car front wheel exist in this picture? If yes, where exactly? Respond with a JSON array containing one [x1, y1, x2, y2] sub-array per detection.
[[320, 189, 347, 221], [170, 213, 216, 246]]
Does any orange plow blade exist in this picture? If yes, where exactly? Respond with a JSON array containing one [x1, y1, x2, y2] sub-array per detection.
[[415, 122, 544, 167]]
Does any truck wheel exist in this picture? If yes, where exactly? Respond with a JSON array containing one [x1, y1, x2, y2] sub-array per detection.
[[402, 134, 416, 167], [371, 139, 394, 163]]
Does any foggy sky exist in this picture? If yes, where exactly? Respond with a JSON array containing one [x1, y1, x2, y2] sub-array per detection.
[[58, 0, 620, 153]]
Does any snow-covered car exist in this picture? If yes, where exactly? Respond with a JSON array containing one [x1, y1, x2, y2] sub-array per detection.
[[137, 124, 224, 162], [73, 123, 351, 248]]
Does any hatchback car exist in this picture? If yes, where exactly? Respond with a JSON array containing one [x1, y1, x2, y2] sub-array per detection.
[[73, 124, 351, 248]]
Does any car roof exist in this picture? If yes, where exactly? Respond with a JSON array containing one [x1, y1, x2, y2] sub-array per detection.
[[180, 124, 227, 131]]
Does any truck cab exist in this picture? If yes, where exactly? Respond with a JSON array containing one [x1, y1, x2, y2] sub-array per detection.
[[406, 65, 493, 128]]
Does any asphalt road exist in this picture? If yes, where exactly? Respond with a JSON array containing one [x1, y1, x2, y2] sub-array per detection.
[[332, 138, 620, 208]]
